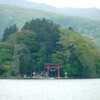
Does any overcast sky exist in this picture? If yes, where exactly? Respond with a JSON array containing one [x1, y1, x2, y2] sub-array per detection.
[[26, 0, 100, 8]]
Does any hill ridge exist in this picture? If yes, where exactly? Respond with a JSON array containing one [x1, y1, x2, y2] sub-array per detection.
[[0, 4, 100, 47]]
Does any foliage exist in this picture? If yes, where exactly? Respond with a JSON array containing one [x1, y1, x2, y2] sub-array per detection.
[[60, 28, 100, 78], [0, 42, 13, 77], [6, 19, 61, 76], [0, 4, 100, 47], [22, 18, 61, 60], [8, 30, 38, 76], [0, 18, 100, 78], [2, 24, 18, 41]]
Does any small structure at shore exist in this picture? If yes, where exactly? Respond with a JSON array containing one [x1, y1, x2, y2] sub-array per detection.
[[45, 63, 62, 78], [65, 72, 67, 78]]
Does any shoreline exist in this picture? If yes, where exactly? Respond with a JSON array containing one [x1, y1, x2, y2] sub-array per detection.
[[0, 77, 100, 80]]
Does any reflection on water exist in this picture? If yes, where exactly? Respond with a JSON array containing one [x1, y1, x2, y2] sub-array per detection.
[[0, 79, 100, 100]]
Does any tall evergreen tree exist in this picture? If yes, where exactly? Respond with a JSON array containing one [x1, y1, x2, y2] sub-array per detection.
[[2, 24, 18, 42]]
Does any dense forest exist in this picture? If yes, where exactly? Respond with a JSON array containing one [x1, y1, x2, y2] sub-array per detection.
[[0, 18, 100, 78]]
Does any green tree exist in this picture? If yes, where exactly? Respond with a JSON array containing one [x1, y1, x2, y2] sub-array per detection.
[[22, 18, 61, 59], [8, 30, 38, 76], [2, 24, 18, 42], [60, 28, 100, 78], [0, 42, 13, 77]]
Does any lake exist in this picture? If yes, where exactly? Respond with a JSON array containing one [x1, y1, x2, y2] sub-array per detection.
[[0, 79, 100, 100]]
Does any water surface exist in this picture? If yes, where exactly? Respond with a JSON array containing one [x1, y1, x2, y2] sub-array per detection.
[[0, 79, 100, 100]]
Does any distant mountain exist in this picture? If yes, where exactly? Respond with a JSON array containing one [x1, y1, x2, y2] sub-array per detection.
[[0, 0, 100, 20], [0, 0, 58, 13], [0, 4, 100, 47], [59, 7, 100, 20]]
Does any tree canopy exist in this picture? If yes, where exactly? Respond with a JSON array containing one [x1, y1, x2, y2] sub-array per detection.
[[2, 24, 18, 42], [0, 18, 100, 78], [60, 28, 100, 78]]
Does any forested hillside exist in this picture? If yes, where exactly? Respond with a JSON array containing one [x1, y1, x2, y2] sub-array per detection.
[[1, 0, 100, 20], [0, 4, 100, 47], [0, 19, 100, 78]]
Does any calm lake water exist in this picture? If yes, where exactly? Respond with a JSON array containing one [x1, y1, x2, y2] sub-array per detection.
[[0, 79, 100, 100]]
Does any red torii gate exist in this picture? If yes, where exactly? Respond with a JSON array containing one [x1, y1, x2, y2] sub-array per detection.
[[45, 63, 62, 78]]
